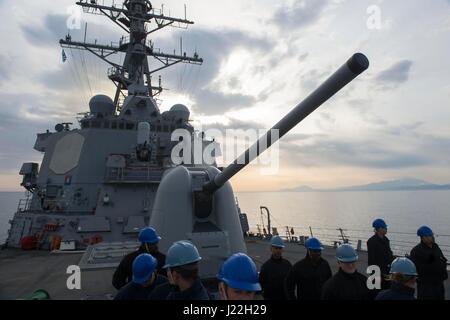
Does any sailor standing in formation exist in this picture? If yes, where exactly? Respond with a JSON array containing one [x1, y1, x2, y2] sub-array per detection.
[[112, 227, 166, 290], [114, 253, 168, 300], [259, 236, 292, 300], [375, 257, 418, 300], [217, 253, 261, 300], [367, 218, 394, 291], [160, 240, 210, 300], [321, 244, 371, 300], [284, 237, 332, 300], [410, 226, 448, 300]]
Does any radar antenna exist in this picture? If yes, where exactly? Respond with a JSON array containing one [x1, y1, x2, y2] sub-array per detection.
[[60, 0, 203, 110]]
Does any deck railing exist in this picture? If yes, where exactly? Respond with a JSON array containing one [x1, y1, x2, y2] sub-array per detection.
[[248, 224, 450, 259], [16, 197, 32, 213]]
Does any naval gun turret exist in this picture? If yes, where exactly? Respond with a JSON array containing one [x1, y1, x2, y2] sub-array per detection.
[[150, 53, 369, 279]]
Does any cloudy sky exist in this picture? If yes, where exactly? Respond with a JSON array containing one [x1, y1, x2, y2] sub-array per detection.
[[0, 0, 449, 191]]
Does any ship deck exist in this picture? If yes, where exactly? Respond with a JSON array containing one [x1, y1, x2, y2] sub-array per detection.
[[0, 237, 449, 300]]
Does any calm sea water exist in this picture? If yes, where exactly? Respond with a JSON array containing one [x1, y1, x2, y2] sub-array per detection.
[[0, 192, 24, 243], [1, 190, 449, 257], [236, 190, 450, 257]]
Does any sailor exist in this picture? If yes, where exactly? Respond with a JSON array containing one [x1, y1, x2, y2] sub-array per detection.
[[375, 257, 417, 300], [152, 240, 210, 300], [367, 218, 394, 290], [114, 253, 168, 300], [285, 237, 332, 300], [112, 227, 166, 290], [258, 235, 292, 300], [410, 226, 448, 300], [321, 244, 371, 300], [217, 253, 261, 300]]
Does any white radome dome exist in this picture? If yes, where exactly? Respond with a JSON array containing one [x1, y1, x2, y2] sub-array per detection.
[[89, 94, 115, 114], [170, 104, 190, 121]]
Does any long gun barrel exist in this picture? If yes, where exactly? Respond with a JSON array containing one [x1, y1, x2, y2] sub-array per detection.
[[203, 53, 369, 193]]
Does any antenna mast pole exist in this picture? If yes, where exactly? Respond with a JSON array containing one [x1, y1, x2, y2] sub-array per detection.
[[60, 0, 203, 109]]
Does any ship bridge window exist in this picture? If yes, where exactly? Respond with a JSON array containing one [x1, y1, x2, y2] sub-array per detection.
[[103, 120, 110, 128], [124, 110, 132, 116], [112, 121, 117, 129], [126, 123, 135, 130], [91, 120, 101, 128], [119, 122, 125, 130]]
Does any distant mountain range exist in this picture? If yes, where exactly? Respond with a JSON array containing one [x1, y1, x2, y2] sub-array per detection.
[[282, 178, 450, 192]]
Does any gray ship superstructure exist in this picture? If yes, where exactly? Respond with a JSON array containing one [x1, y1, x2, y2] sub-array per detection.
[[7, 0, 211, 249]]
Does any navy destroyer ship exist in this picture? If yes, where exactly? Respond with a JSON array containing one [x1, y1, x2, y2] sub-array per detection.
[[6, 0, 208, 250], [2, 0, 446, 300]]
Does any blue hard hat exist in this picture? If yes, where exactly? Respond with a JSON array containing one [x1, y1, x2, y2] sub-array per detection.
[[390, 257, 418, 276], [138, 227, 161, 244], [417, 226, 433, 237], [163, 240, 202, 268], [132, 253, 157, 284], [270, 235, 285, 248], [305, 237, 324, 250], [336, 244, 358, 263], [217, 253, 261, 292], [372, 218, 387, 230]]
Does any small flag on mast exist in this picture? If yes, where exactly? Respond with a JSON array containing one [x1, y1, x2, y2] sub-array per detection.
[[62, 49, 67, 63]]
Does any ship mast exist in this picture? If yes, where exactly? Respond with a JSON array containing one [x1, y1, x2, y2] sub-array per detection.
[[60, 0, 203, 110]]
